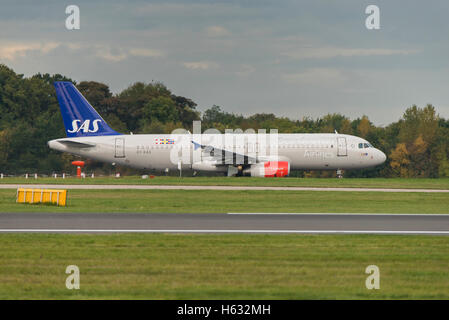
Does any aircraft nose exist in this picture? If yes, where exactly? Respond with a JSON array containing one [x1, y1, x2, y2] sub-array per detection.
[[377, 149, 386, 164]]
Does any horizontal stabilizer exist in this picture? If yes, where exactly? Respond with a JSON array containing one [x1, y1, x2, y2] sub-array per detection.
[[57, 140, 96, 148]]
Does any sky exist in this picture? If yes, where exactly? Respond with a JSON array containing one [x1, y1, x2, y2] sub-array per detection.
[[1, 0, 449, 125]]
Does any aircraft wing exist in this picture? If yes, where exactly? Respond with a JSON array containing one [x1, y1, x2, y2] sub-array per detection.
[[191, 140, 257, 166]]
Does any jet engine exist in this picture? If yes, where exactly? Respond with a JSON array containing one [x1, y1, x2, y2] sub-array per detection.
[[244, 161, 290, 177], [192, 160, 227, 172]]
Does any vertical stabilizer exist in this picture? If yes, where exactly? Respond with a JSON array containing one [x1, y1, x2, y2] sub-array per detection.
[[54, 81, 120, 137]]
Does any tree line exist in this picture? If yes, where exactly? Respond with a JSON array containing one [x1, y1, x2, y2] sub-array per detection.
[[1, 64, 448, 177]]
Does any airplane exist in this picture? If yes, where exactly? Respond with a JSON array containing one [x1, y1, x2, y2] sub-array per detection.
[[48, 81, 386, 177]]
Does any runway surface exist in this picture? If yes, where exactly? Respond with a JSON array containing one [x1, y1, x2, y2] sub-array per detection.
[[1, 213, 449, 235], [1, 184, 449, 192]]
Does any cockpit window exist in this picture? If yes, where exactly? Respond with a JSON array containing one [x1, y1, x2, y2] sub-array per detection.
[[359, 142, 373, 148]]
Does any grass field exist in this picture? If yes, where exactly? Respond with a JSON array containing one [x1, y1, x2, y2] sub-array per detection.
[[1, 188, 449, 213], [0, 233, 448, 299], [2, 176, 449, 189], [2, 179, 448, 300]]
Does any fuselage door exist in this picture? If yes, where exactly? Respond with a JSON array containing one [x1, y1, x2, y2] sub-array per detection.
[[115, 138, 125, 158], [337, 137, 347, 157]]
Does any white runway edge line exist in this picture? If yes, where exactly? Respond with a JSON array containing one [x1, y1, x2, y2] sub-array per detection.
[[1, 184, 449, 193], [227, 213, 449, 216], [1, 229, 449, 235]]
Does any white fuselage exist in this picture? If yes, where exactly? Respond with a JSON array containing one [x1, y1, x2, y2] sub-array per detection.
[[48, 133, 386, 172]]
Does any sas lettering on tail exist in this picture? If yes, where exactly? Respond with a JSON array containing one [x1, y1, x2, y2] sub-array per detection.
[[67, 119, 102, 133]]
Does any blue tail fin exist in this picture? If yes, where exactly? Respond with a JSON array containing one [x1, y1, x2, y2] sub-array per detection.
[[54, 81, 120, 137]]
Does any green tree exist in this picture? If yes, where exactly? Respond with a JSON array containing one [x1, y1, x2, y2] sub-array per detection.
[[390, 143, 410, 177], [0, 129, 11, 169], [143, 96, 178, 123]]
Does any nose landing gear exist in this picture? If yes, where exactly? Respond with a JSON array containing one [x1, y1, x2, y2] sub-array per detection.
[[336, 169, 343, 179]]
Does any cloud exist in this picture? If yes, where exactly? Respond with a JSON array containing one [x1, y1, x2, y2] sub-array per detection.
[[133, 3, 240, 18], [129, 48, 164, 58], [0, 42, 60, 60], [93, 46, 164, 62], [183, 61, 219, 70], [0, 41, 163, 63], [206, 26, 231, 37], [0, 40, 165, 62], [94, 46, 128, 62], [282, 47, 419, 60], [282, 68, 348, 85], [235, 64, 256, 77]]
